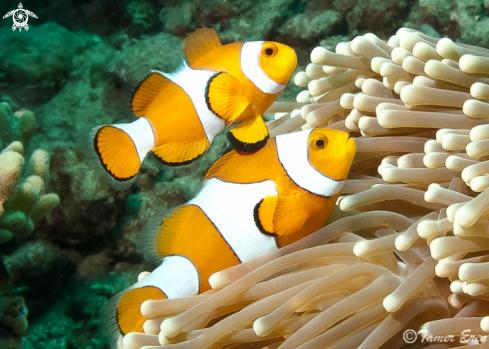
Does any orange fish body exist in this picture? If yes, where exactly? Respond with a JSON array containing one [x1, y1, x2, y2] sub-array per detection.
[[101, 128, 356, 346], [91, 28, 297, 189]]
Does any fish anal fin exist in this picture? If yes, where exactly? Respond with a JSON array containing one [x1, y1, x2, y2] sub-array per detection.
[[228, 116, 269, 153], [132, 73, 170, 116], [183, 27, 222, 69], [256, 196, 278, 234], [206, 72, 249, 122], [273, 194, 310, 237], [117, 287, 167, 334], [152, 138, 209, 166]]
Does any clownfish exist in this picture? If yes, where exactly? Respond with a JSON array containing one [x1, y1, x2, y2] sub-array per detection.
[[91, 27, 297, 189], [101, 128, 356, 346]]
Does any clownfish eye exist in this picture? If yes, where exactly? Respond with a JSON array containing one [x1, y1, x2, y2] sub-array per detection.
[[310, 135, 328, 150], [262, 43, 277, 58]]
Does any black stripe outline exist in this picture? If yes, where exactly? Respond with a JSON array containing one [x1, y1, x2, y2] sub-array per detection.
[[150, 149, 204, 167], [205, 72, 225, 120], [253, 199, 280, 247], [93, 126, 138, 182], [227, 129, 269, 153]]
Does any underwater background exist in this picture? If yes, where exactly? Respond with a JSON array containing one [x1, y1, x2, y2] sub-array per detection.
[[1, 0, 489, 348]]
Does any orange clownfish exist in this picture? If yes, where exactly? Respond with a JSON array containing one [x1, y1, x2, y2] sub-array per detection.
[[101, 128, 356, 346], [91, 27, 297, 189]]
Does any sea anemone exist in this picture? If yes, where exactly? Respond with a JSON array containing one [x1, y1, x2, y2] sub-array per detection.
[[116, 28, 489, 348]]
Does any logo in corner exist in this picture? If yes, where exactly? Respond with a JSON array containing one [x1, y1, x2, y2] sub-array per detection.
[[3, 3, 37, 32]]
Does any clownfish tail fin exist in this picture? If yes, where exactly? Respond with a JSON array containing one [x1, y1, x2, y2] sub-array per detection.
[[100, 291, 124, 349], [138, 207, 177, 263], [90, 117, 156, 190], [100, 280, 167, 347]]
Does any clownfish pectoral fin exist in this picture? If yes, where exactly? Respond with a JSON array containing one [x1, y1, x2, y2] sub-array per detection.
[[183, 27, 222, 70], [91, 118, 155, 190], [272, 194, 311, 237], [256, 196, 278, 234], [132, 72, 171, 117], [228, 115, 269, 153], [206, 72, 250, 122], [100, 285, 167, 347], [151, 137, 210, 166]]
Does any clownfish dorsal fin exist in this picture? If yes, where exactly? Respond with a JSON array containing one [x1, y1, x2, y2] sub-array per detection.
[[228, 115, 269, 153], [137, 207, 177, 262], [183, 27, 222, 69], [132, 72, 170, 116], [152, 137, 209, 166], [206, 72, 250, 122]]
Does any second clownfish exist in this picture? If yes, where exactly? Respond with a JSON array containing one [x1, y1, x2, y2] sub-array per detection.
[[91, 27, 297, 189], [100, 128, 356, 347]]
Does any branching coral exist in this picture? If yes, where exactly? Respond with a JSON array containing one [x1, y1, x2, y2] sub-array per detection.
[[107, 28, 489, 348], [0, 102, 59, 243], [0, 102, 59, 347], [0, 297, 28, 349]]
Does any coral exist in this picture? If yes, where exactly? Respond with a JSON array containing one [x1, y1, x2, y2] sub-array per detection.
[[4, 240, 67, 286], [0, 103, 59, 244], [0, 102, 13, 147], [0, 149, 23, 221], [159, 2, 197, 37], [218, 0, 299, 42], [125, 0, 158, 38], [0, 173, 54, 238], [0, 23, 92, 106], [45, 146, 127, 245], [107, 32, 182, 83], [0, 102, 34, 150], [22, 268, 139, 349], [77, 253, 113, 280], [0, 297, 28, 349], [279, 10, 342, 45], [0, 102, 58, 347], [342, 0, 410, 37]]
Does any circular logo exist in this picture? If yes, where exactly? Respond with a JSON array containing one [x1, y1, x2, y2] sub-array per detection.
[[403, 329, 417, 343], [13, 9, 27, 27]]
